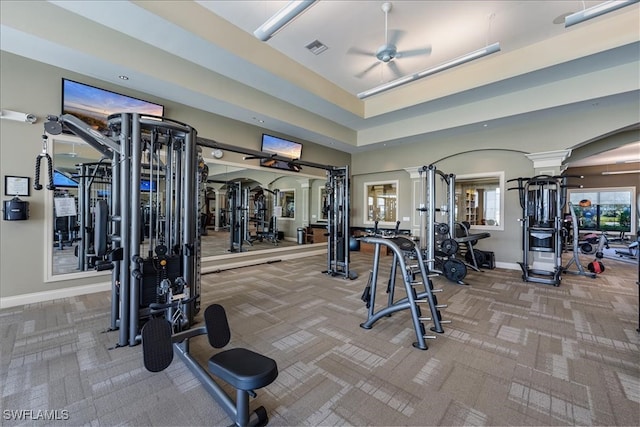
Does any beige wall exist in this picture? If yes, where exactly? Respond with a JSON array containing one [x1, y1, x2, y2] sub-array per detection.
[[350, 95, 640, 264], [1, 49, 637, 301], [0, 52, 349, 300]]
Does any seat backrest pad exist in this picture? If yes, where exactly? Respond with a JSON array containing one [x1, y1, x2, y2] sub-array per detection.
[[204, 304, 231, 349]]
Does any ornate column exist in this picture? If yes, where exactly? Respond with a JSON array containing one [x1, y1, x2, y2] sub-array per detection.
[[297, 178, 310, 227]]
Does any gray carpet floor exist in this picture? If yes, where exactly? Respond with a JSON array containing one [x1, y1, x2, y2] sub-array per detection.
[[1, 251, 638, 426]]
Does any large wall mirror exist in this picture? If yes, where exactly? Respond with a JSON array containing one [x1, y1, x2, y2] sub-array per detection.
[[47, 136, 328, 280], [454, 171, 505, 231], [47, 135, 110, 281], [364, 180, 398, 225]]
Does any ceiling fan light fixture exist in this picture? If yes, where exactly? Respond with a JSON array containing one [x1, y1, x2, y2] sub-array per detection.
[[358, 42, 501, 99], [253, 0, 317, 41], [564, 0, 638, 27]]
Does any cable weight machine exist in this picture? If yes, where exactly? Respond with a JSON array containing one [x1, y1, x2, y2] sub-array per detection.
[[250, 187, 279, 245], [509, 174, 581, 286], [44, 112, 202, 347], [324, 165, 358, 279]]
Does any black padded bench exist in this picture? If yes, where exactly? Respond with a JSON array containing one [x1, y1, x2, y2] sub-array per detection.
[[455, 222, 491, 271], [142, 304, 278, 427]]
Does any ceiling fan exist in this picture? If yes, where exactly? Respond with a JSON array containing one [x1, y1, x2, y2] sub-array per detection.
[[348, 2, 432, 79], [57, 142, 79, 158]]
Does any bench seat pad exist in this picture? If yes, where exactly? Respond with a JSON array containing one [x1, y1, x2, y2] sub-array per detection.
[[209, 348, 278, 390]]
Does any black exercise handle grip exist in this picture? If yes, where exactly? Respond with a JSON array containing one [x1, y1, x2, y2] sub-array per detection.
[[33, 154, 55, 191], [34, 156, 43, 190], [45, 153, 55, 190], [395, 220, 401, 234]]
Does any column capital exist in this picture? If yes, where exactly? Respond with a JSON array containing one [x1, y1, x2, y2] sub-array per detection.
[[525, 150, 572, 168], [403, 166, 423, 179]]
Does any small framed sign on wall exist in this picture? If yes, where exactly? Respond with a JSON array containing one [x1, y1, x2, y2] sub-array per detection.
[[4, 175, 30, 197]]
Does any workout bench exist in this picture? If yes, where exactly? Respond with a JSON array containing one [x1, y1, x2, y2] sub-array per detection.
[[455, 221, 491, 271], [142, 304, 279, 427]]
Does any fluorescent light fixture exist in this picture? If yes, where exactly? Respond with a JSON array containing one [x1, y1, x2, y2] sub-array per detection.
[[601, 170, 640, 175], [357, 42, 501, 99], [253, 0, 317, 41], [565, 0, 639, 27]]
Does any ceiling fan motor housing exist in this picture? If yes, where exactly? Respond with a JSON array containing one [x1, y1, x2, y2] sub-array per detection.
[[377, 2, 396, 62], [376, 44, 397, 62]]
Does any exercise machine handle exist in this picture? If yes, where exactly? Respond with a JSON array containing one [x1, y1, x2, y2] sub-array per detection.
[[34, 134, 55, 191]]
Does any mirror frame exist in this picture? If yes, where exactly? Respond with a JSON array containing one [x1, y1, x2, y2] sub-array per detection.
[[454, 171, 505, 231], [363, 180, 399, 226], [278, 189, 296, 220], [317, 187, 328, 222], [45, 134, 111, 282]]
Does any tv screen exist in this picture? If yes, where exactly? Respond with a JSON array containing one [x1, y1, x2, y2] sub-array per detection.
[[62, 78, 164, 135], [140, 180, 157, 192], [260, 134, 303, 171], [53, 170, 78, 188]]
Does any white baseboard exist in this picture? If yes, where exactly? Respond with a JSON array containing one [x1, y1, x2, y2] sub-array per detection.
[[0, 282, 111, 309], [495, 261, 521, 271], [202, 248, 326, 274]]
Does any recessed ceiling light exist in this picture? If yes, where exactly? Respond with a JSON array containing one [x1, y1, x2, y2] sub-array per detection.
[[119, 75, 129, 80]]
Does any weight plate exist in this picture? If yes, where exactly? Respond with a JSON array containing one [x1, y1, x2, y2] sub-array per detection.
[[465, 249, 486, 266], [440, 238, 459, 256], [436, 223, 449, 236], [443, 259, 467, 283], [580, 243, 593, 254]]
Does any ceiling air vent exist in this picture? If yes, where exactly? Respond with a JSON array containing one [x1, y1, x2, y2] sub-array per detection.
[[305, 40, 328, 55]]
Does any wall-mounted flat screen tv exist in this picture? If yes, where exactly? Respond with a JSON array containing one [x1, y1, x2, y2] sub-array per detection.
[[260, 134, 303, 172], [62, 78, 164, 135]]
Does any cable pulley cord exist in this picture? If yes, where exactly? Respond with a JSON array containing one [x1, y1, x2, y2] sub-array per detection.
[[155, 132, 161, 247], [149, 132, 154, 254], [157, 131, 164, 249]]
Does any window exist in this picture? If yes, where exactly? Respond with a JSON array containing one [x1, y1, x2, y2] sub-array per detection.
[[568, 187, 635, 233], [364, 181, 398, 224], [454, 172, 504, 230]]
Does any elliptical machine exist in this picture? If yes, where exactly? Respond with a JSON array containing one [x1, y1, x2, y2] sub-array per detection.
[[562, 202, 597, 279]]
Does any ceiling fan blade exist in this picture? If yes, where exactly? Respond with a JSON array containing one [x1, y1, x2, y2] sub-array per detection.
[[397, 45, 432, 59], [355, 62, 380, 79], [387, 61, 404, 79], [347, 46, 376, 57], [387, 29, 406, 48]]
